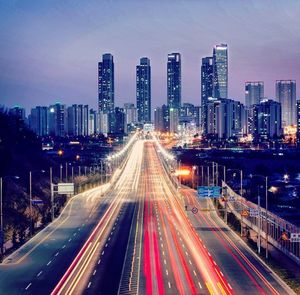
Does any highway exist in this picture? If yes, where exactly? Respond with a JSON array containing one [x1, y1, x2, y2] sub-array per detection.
[[0, 138, 295, 295]]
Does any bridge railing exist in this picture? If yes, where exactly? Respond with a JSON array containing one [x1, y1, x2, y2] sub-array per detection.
[[222, 181, 300, 265]]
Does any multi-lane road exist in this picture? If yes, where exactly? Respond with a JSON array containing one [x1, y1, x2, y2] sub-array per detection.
[[0, 139, 295, 294]]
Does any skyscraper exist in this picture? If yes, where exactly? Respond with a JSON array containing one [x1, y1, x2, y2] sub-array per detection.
[[167, 53, 181, 109], [245, 81, 264, 107], [212, 44, 228, 99], [297, 100, 300, 141], [98, 53, 114, 114], [276, 80, 296, 126], [201, 56, 213, 130], [253, 99, 282, 139], [29, 106, 48, 136], [124, 103, 137, 125], [67, 104, 89, 136], [49, 103, 67, 137], [203, 98, 245, 139], [136, 57, 151, 123]]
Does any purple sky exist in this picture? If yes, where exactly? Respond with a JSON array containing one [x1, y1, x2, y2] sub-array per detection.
[[0, 0, 299, 113]]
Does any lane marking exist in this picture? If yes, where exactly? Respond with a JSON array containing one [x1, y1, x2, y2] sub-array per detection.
[[55, 252, 59, 257], [47, 260, 52, 266], [25, 283, 32, 290], [37, 271, 43, 277], [168, 282, 171, 288], [87, 282, 91, 288]]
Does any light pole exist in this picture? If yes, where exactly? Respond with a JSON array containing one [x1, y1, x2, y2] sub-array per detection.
[[60, 165, 63, 182], [29, 170, 45, 236], [227, 168, 243, 235], [192, 166, 197, 189], [250, 174, 268, 259], [65, 162, 68, 182]]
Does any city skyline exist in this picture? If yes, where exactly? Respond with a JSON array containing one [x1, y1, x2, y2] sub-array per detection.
[[1, 1, 300, 112]]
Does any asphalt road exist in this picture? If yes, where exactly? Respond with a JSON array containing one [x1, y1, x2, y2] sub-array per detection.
[[0, 140, 142, 295], [0, 139, 295, 295]]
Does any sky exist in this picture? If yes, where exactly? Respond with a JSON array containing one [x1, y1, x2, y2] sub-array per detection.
[[0, 0, 300, 113]]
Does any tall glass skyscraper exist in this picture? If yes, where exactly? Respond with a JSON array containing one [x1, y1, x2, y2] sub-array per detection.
[[167, 53, 181, 109], [201, 56, 213, 131], [98, 53, 114, 113], [212, 44, 228, 99], [136, 57, 151, 123], [245, 81, 264, 107], [276, 80, 296, 126]]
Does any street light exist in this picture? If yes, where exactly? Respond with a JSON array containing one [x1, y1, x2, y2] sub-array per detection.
[[227, 168, 243, 236], [29, 169, 45, 236], [191, 165, 197, 189], [250, 174, 268, 259], [206, 161, 216, 186], [0, 175, 20, 262]]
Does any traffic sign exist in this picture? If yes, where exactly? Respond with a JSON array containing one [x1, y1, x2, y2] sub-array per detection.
[[241, 209, 249, 218], [191, 207, 198, 214], [57, 183, 74, 194], [249, 208, 259, 217], [197, 186, 221, 198], [228, 196, 235, 202], [290, 233, 300, 242], [32, 199, 44, 205]]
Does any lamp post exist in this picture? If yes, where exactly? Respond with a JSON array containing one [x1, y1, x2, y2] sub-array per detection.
[[227, 168, 243, 235], [60, 165, 63, 182], [29, 170, 45, 236], [206, 161, 217, 186], [250, 174, 268, 259]]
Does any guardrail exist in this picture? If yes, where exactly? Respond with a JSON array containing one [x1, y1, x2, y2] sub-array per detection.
[[222, 181, 300, 265]]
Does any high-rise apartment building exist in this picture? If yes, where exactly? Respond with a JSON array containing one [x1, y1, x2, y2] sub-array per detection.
[[212, 44, 228, 99], [49, 103, 67, 137], [167, 53, 181, 109], [276, 80, 296, 126], [98, 53, 115, 132], [67, 104, 89, 136], [203, 98, 245, 139], [98, 53, 114, 113], [201, 57, 213, 129], [89, 109, 98, 135], [253, 99, 282, 139], [245, 81, 264, 107], [297, 100, 300, 141], [29, 106, 48, 136], [136, 57, 151, 123], [124, 103, 137, 125]]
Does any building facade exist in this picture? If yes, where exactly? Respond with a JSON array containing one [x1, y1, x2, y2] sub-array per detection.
[[29, 106, 48, 136], [201, 56, 213, 129], [245, 81, 264, 107], [212, 44, 228, 99], [253, 99, 282, 139], [98, 53, 114, 132], [136, 57, 151, 123], [276, 80, 296, 126], [167, 53, 181, 109]]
